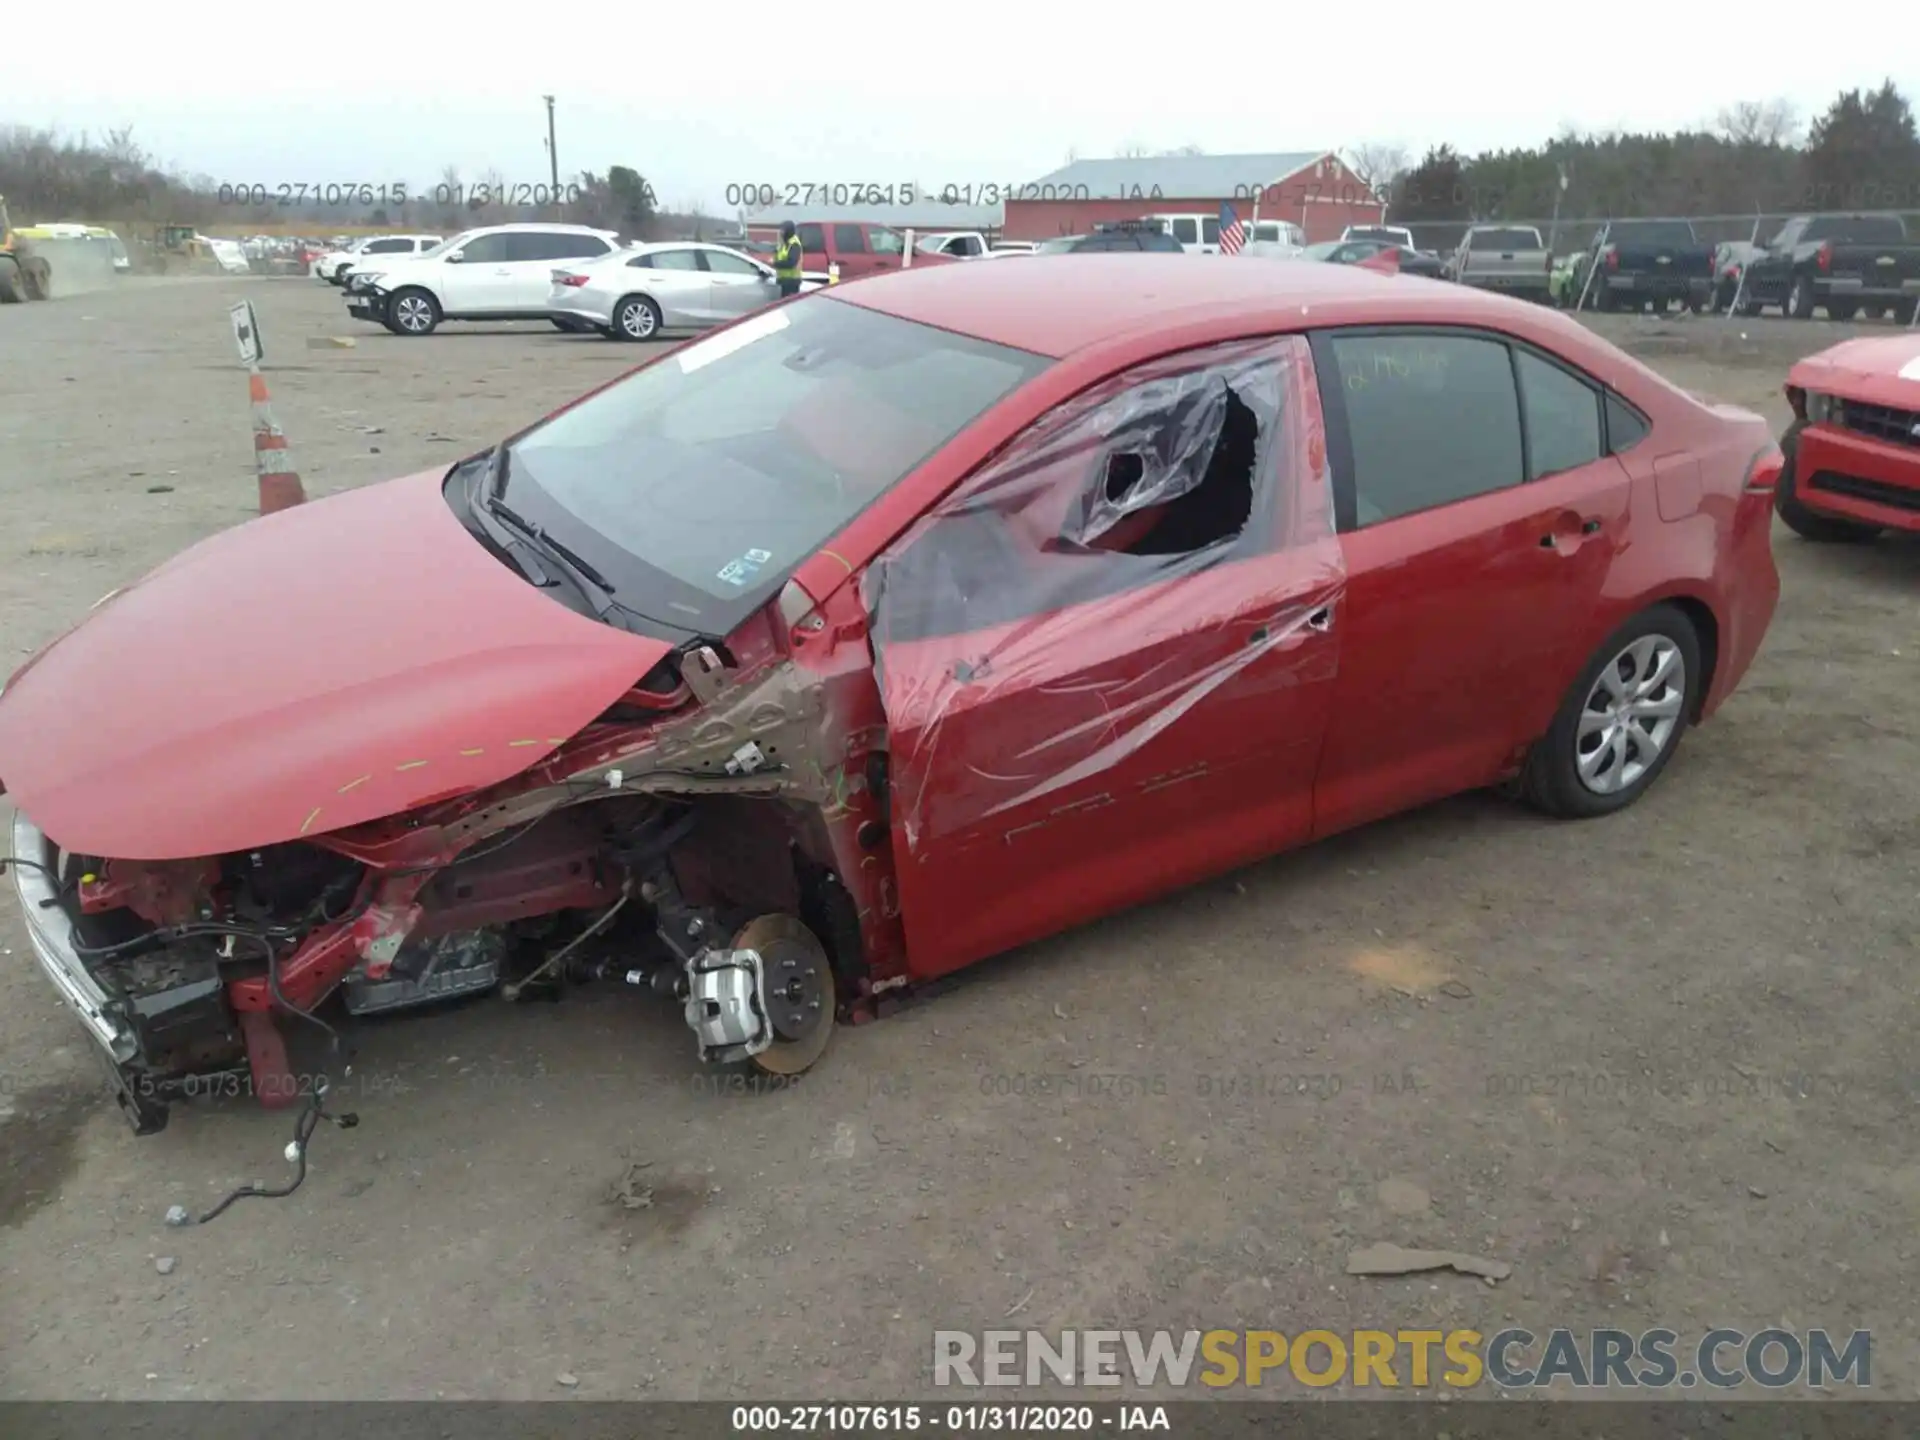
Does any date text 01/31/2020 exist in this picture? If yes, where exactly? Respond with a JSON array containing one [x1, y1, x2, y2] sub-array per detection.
[[215, 181, 617, 209]]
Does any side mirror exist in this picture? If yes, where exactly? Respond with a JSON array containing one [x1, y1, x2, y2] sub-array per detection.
[[445, 250, 465, 264]]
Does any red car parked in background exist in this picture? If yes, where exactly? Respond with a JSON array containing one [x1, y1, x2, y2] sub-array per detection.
[[0, 257, 1781, 1137], [1775, 332, 1920, 542]]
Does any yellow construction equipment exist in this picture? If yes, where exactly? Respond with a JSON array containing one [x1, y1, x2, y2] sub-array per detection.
[[0, 193, 54, 303]]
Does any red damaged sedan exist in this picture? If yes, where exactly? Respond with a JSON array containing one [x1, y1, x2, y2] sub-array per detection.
[[0, 257, 1783, 1136], [1775, 332, 1920, 542]]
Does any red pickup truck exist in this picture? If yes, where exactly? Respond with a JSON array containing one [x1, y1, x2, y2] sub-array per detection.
[[748, 221, 956, 281]]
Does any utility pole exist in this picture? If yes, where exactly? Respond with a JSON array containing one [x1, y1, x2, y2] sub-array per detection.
[[543, 95, 559, 209]]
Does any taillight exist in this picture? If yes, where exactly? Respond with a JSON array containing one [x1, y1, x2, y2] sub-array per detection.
[[560, 273, 590, 287], [1816, 242, 1832, 273], [1603, 246, 1619, 271], [1744, 444, 1784, 494]]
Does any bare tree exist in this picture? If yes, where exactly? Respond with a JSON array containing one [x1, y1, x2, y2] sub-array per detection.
[[1713, 98, 1801, 147], [1346, 141, 1410, 199], [1116, 140, 1152, 158], [1064, 146, 1080, 164], [1159, 143, 1205, 156]]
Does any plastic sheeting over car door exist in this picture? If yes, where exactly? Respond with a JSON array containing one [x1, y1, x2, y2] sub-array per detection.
[[861, 335, 1347, 979]]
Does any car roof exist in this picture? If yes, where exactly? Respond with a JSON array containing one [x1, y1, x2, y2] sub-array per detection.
[[832, 253, 1625, 361], [471, 222, 619, 235]]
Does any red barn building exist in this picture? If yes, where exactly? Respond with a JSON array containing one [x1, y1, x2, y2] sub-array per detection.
[[1001, 150, 1383, 244]]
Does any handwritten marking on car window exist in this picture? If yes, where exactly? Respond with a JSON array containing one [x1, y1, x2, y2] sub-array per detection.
[[1340, 347, 1450, 392]]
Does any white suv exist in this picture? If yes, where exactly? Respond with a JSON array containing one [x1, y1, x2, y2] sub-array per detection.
[[344, 223, 623, 336], [313, 233, 443, 284]]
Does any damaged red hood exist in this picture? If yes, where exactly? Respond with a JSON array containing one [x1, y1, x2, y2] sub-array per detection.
[[0, 469, 671, 860], [1789, 334, 1920, 410]]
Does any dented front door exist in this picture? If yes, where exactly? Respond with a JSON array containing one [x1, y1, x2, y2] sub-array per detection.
[[865, 337, 1347, 981]]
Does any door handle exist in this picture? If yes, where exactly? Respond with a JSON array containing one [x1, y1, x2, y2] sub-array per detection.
[[1539, 516, 1603, 549]]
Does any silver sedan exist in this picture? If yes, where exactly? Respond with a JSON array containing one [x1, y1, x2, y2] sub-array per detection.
[[547, 241, 819, 341]]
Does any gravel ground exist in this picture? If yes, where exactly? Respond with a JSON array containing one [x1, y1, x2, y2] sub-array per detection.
[[1, 277, 1915, 1401]]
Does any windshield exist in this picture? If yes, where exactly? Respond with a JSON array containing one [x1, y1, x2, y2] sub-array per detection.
[[501, 298, 1051, 632], [1470, 227, 1542, 250], [1606, 221, 1699, 246], [1347, 228, 1405, 243], [1035, 236, 1080, 253], [1303, 241, 1343, 259]]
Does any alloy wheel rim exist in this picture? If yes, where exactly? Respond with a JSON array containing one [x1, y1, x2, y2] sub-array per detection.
[[397, 296, 430, 331], [624, 302, 653, 338], [1575, 635, 1685, 795]]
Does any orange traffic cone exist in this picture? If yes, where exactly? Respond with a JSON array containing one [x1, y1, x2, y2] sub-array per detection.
[[248, 367, 307, 515]]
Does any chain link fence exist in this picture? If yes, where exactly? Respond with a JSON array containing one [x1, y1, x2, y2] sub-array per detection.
[[1397, 209, 1920, 257]]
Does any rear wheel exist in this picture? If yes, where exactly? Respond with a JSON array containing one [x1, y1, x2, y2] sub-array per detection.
[[613, 293, 661, 341], [1787, 275, 1816, 318], [1520, 605, 1701, 819], [1895, 299, 1918, 326]]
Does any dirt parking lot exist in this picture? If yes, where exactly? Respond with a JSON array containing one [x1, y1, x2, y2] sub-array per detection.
[[1, 277, 1916, 1401]]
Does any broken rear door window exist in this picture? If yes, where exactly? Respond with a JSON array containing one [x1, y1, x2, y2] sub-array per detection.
[[868, 335, 1334, 643]]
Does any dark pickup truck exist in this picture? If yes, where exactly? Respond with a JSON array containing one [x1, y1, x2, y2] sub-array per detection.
[[1734, 213, 1920, 322], [1576, 219, 1716, 312]]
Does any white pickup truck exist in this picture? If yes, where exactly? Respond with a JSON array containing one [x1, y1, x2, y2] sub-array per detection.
[[915, 230, 993, 259]]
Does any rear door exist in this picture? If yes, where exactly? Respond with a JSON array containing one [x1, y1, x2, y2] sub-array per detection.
[[869, 337, 1344, 978], [1308, 326, 1632, 838], [514, 232, 612, 309], [833, 223, 875, 277], [637, 246, 711, 323]]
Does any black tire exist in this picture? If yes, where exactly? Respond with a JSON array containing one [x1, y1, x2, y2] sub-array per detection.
[[1862, 304, 1886, 320], [387, 287, 441, 336], [1828, 299, 1858, 322], [1786, 275, 1816, 319], [612, 293, 661, 341], [1591, 282, 1615, 313], [1895, 299, 1918, 326], [333, 266, 353, 287], [1774, 432, 1881, 543], [0, 260, 21, 304], [1520, 604, 1702, 820]]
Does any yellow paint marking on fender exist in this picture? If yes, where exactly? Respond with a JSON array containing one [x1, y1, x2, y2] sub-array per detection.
[[395, 760, 430, 771], [507, 738, 541, 748], [819, 548, 854, 575], [459, 747, 486, 757], [337, 775, 372, 794], [299, 807, 323, 835]]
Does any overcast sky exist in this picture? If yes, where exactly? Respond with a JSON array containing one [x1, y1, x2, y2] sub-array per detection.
[[8, 15, 1914, 214]]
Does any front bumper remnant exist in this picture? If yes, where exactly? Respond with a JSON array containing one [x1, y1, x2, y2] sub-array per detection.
[[10, 810, 140, 1064]]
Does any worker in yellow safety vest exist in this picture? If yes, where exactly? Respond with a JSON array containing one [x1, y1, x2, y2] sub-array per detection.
[[772, 222, 803, 297]]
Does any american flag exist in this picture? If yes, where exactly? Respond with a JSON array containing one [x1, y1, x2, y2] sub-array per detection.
[[1217, 201, 1246, 255]]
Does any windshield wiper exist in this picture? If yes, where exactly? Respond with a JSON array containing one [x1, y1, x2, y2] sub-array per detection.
[[476, 447, 618, 597]]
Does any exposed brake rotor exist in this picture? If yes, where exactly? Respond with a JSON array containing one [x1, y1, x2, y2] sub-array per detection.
[[731, 913, 834, 1076]]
